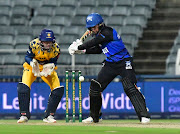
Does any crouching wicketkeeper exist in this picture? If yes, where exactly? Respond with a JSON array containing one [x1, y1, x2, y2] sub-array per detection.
[[17, 29, 64, 123]]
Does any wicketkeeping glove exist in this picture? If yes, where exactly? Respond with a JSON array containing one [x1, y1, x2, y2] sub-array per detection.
[[30, 59, 40, 77], [40, 63, 55, 77]]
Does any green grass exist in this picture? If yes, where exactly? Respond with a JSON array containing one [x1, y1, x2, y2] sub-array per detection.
[[0, 120, 179, 134]]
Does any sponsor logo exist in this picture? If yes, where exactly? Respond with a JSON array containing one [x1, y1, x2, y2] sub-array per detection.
[[102, 47, 109, 54]]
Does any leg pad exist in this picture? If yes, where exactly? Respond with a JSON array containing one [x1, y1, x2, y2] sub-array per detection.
[[17, 82, 31, 119], [122, 77, 150, 120], [44, 86, 64, 118], [89, 79, 102, 123]]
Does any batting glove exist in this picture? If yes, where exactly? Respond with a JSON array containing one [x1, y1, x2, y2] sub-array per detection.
[[68, 39, 83, 55], [68, 42, 77, 55], [75, 39, 83, 46]]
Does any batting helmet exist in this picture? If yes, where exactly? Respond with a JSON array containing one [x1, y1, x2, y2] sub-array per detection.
[[39, 29, 55, 42], [86, 13, 104, 28]]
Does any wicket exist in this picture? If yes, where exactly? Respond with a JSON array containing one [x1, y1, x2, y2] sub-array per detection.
[[65, 70, 82, 123]]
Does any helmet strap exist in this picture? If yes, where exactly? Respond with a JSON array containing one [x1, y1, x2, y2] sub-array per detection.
[[99, 23, 105, 30]]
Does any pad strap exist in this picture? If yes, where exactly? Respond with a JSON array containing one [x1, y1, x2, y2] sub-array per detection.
[[89, 79, 101, 96]]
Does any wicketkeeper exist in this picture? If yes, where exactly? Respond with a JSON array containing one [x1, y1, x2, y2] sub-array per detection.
[[68, 13, 150, 124], [17, 29, 64, 123]]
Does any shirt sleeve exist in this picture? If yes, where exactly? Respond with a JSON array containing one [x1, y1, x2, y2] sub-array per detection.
[[78, 28, 113, 50], [85, 46, 102, 54], [25, 46, 35, 65]]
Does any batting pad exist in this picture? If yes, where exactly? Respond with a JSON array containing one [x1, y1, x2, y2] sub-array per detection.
[[122, 77, 150, 120]]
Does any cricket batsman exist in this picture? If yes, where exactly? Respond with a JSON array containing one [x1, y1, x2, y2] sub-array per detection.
[[17, 29, 64, 123], [68, 13, 150, 124]]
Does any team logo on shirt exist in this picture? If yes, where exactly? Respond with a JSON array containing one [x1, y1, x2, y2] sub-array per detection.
[[125, 61, 132, 70], [102, 47, 109, 54]]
